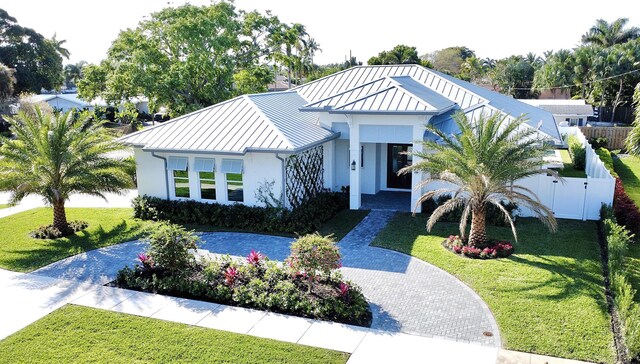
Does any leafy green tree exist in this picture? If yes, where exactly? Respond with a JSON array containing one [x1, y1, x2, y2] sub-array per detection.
[[533, 49, 575, 98], [63, 61, 86, 89], [0, 63, 16, 101], [582, 18, 640, 47], [79, 3, 295, 116], [489, 55, 539, 98], [0, 9, 63, 93], [626, 83, 640, 156], [0, 107, 133, 232], [429, 46, 476, 77], [404, 112, 557, 246], [368, 45, 421, 65], [232, 66, 273, 95], [50, 33, 70, 60]]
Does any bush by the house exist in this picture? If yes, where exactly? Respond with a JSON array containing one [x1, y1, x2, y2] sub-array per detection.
[[132, 191, 348, 235], [115, 231, 371, 327], [442, 235, 514, 259], [29, 220, 89, 239], [568, 135, 586, 170], [422, 195, 517, 227], [286, 234, 341, 293], [595, 148, 619, 178], [613, 179, 640, 237], [147, 222, 199, 273]]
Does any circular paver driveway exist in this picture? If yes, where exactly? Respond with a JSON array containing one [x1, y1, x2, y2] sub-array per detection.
[[34, 210, 500, 346]]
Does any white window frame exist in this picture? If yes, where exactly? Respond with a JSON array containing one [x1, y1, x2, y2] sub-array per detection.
[[195, 158, 217, 201], [167, 156, 190, 199]]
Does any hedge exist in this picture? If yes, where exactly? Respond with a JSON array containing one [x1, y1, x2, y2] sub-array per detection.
[[132, 191, 349, 235]]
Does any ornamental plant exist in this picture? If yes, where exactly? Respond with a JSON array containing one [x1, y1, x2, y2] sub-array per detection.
[[246, 250, 264, 266], [286, 233, 342, 293], [146, 222, 199, 273]]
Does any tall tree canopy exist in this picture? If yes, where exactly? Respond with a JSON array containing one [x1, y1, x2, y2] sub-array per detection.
[[489, 55, 540, 99], [0, 9, 64, 94], [532, 49, 575, 98], [78, 3, 316, 116], [368, 45, 422, 65], [428, 46, 476, 77], [0, 63, 16, 101], [581, 18, 640, 47]]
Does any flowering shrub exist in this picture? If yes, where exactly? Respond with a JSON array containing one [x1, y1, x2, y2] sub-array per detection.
[[286, 234, 342, 292], [115, 233, 371, 327], [443, 238, 513, 259], [613, 178, 640, 237]]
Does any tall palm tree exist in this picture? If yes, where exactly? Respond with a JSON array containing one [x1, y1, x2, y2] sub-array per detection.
[[626, 83, 640, 156], [0, 107, 133, 233], [403, 111, 557, 246], [581, 18, 640, 47], [50, 33, 70, 59]]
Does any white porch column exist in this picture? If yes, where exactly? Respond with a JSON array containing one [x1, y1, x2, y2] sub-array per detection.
[[349, 121, 361, 210], [411, 124, 424, 213], [323, 141, 335, 190]]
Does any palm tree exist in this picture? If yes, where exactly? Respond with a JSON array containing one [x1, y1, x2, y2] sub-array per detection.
[[0, 107, 133, 233], [581, 18, 640, 47], [626, 83, 640, 156], [50, 33, 70, 59], [403, 111, 557, 246]]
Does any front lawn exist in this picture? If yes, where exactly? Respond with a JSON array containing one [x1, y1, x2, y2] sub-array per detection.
[[0, 208, 153, 272], [0, 204, 7, 209], [372, 215, 615, 363], [556, 149, 587, 178], [0, 305, 348, 364], [613, 154, 640, 206]]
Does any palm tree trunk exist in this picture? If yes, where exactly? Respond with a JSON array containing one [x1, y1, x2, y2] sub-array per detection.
[[469, 205, 487, 247], [53, 200, 69, 232]]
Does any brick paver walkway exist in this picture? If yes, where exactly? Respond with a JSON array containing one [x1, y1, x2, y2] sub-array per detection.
[[34, 210, 500, 346]]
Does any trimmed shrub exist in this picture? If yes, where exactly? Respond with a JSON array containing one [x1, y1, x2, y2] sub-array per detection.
[[286, 234, 341, 292], [604, 219, 632, 273], [595, 148, 618, 178], [443, 235, 513, 259], [132, 191, 348, 235], [613, 179, 640, 237], [422, 195, 517, 227], [588, 136, 609, 150], [147, 222, 199, 273], [568, 135, 586, 170]]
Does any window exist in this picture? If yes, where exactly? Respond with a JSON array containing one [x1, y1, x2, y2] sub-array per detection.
[[227, 173, 244, 202], [167, 156, 190, 198], [221, 159, 244, 202], [194, 158, 216, 200]]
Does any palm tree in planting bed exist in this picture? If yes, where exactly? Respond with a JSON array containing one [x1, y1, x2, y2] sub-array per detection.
[[0, 107, 133, 234], [403, 111, 558, 246]]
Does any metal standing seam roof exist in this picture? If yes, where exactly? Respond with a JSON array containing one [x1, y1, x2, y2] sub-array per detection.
[[531, 104, 594, 117], [118, 92, 337, 154]]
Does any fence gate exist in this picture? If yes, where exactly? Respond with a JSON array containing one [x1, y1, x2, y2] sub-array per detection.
[[550, 177, 588, 220]]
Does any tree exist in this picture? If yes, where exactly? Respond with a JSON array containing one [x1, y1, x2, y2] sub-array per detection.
[[429, 46, 476, 77], [368, 45, 420, 65], [63, 61, 86, 89], [50, 33, 70, 59], [78, 3, 295, 116], [626, 83, 640, 156], [0, 63, 16, 101], [582, 18, 640, 47], [404, 112, 557, 246], [0, 9, 63, 93], [533, 49, 575, 98], [489, 55, 539, 98], [0, 107, 133, 232]]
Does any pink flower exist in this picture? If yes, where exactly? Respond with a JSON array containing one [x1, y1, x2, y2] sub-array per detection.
[[339, 282, 349, 297], [224, 266, 238, 286], [246, 250, 264, 266], [137, 253, 154, 268]]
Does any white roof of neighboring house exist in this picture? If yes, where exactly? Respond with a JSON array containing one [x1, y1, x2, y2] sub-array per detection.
[[27, 93, 91, 107], [119, 65, 561, 154], [520, 99, 594, 117]]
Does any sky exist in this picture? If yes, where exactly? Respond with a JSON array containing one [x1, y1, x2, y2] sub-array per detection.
[[2, 0, 639, 66]]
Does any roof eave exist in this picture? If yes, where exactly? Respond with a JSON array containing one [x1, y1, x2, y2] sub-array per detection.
[[327, 110, 441, 116]]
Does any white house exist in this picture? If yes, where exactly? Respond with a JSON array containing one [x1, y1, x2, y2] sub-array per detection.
[[121, 65, 612, 217], [520, 99, 594, 127], [28, 93, 92, 112]]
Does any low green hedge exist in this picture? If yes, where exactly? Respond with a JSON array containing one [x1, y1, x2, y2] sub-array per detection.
[[132, 192, 348, 235], [595, 148, 619, 178], [568, 135, 586, 170]]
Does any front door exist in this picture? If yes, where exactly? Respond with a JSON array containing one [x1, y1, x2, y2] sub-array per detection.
[[387, 144, 413, 189]]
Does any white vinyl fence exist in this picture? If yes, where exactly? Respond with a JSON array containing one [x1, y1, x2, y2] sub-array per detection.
[[516, 127, 615, 220]]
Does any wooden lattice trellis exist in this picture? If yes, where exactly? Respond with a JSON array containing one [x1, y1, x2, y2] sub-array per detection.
[[285, 145, 324, 209]]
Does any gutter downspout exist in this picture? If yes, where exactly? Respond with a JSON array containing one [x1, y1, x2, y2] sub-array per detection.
[[276, 153, 287, 208], [151, 152, 170, 200]]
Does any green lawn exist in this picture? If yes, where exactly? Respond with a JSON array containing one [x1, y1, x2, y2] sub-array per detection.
[[0, 305, 348, 364], [0, 208, 153, 272], [555, 149, 587, 178], [0, 204, 7, 209], [188, 209, 369, 241], [613, 154, 640, 206], [372, 214, 615, 363]]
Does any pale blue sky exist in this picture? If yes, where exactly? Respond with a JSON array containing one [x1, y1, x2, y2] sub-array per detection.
[[3, 0, 639, 65]]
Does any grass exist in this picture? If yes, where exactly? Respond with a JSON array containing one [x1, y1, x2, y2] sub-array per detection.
[[0, 305, 348, 364], [372, 215, 615, 363], [556, 149, 587, 178], [0, 204, 7, 209], [0, 208, 153, 272], [187, 209, 369, 242]]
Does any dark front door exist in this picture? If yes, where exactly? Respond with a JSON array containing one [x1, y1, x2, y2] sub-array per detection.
[[387, 144, 413, 189]]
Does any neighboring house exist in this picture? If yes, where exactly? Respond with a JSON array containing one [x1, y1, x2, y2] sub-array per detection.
[[27, 94, 92, 112], [520, 99, 594, 127], [267, 75, 291, 92], [120, 64, 568, 214], [91, 96, 150, 114]]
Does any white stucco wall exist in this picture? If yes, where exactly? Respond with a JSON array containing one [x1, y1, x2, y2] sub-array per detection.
[[135, 148, 284, 207]]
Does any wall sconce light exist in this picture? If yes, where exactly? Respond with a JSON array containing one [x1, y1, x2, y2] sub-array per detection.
[[351, 160, 356, 171]]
